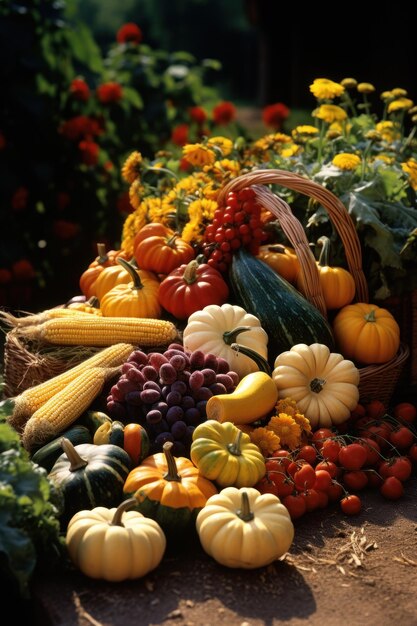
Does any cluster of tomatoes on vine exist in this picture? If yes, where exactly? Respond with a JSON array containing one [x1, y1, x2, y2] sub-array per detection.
[[255, 399, 417, 519]]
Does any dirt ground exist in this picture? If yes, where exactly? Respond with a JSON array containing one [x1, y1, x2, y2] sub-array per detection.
[[26, 474, 417, 626]]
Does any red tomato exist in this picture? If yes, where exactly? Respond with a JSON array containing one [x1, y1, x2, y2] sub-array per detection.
[[255, 475, 280, 497], [311, 428, 335, 449], [408, 443, 417, 464], [341, 470, 368, 491], [316, 460, 339, 479], [350, 403, 367, 421], [314, 469, 332, 492], [338, 443, 368, 470], [363, 424, 391, 450], [287, 459, 308, 479], [366, 470, 383, 488], [296, 445, 318, 465], [321, 438, 342, 463], [265, 467, 294, 498], [365, 399, 386, 419], [315, 489, 329, 509], [267, 450, 292, 471], [380, 476, 404, 500], [379, 456, 412, 482], [301, 488, 321, 512], [294, 464, 316, 491], [393, 402, 416, 424], [327, 481, 344, 502], [389, 426, 414, 450], [282, 493, 307, 520], [340, 494, 362, 515], [357, 437, 381, 466]]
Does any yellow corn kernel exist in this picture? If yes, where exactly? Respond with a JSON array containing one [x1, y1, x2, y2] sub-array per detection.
[[0, 307, 100, 328], [20, 316, 178, 347], [9, 342, 135, 432], [22, 366, 116, 451]]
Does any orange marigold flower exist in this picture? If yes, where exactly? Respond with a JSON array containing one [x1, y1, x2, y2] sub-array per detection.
[[293, 412, 312, 435], [78, 140, 100, 166], [250, 427, 281, 457], [69, 77, 90, 101], [212, 101, 237, 125], [262, 102, 290, 129], [189, 106, 207, 125], [97, 82, 123, 104], [275, 397, 298, 418], [117, 22, 143, 45], [171, 124, 189, 146], [267, 413, 302, 450]]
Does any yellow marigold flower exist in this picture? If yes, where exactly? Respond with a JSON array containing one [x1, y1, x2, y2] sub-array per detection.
[[326, 129, 342, 140], [401, 158, 417, 190], [207, 136, 234, 156], [121, 151, 143, 184], [275, 397, 298, 417], [292, 125, 319, 138], [206, 158, 241, 179], [250, 427, 281, 457], [391, 87, 408, 97], [408, 105, 417, 116], [332, 153, 361, 170], [202, 181, 220, 201], [272, 132, 292, 143], [372, 154, 394, 164], [388, 97, 414, 113], [340, 77, 357, 89], [376, 120, 401, 142], [145, 197, 165, 222], [267, 413, 301, 450], [412, 114, 417, 124], [310, 78, 345, 100], [128, 179, 144, 210], [293, 412, 312, 435], [281, 144, 300, 158], [357, 82, 375, 94], [120, 212, 139, 256], [312, 104, 347, 124], [380, 90, 394, 101], [364, 130, 382, 142], [182, 143, 216, 168]]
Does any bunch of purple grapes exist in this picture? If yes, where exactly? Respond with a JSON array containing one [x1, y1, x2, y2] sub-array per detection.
[[106, 342, 239, 457]]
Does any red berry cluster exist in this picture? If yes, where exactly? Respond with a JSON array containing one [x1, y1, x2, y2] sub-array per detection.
[[201, 187, 266, 273]]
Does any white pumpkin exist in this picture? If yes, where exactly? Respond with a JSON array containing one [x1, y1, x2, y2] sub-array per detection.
[[196, 487, 294, 569], [272, 342, 360, 428], [182, 303, 269, 379]]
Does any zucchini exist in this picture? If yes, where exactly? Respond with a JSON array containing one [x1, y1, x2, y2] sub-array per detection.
[[31, 425, 92, 473], [229, 248, 335, 363]]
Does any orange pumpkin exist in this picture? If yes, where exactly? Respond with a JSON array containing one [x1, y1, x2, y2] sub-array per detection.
[[134, 232, 195, 274], [93, 259, 151, 302], [332, 302, 401, 364], [79, 243, 128, 299], [256, 244, 300, 283], [297, 236, 356, 310], [133, 222, 174, 257], [100, 258, 161, 318]]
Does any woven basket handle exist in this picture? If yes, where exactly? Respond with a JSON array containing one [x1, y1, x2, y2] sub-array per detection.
[[218, 169, 369, 317]]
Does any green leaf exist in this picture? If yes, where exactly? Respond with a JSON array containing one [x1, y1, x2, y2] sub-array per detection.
[[65, 23, 103, 74], [122, 86, 143, 109]]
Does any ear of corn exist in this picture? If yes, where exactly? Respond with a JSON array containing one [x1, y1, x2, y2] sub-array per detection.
[[19, 316, 178, 347], [9, 342, 135, 432], [0, 307, 102, 328], [21, 365, 117, 451]]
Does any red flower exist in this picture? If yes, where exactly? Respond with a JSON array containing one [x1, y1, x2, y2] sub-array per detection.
[[117, 23, 143, 45], [262, 102, 290, 129], [12, 259, 36, 281], [96, 82, 123, 104], [53, 220, 80, 239], [212, 101, 237, 125], [11, 186, 29, 211], [79, 140, 100, 166], [69, 78, 90, 101], [189, 106, 207, 125], [0, 131, 6, 150], [171, 124, 189, 146], [117, 192, 134, 215], [60, 116, 102, 141]]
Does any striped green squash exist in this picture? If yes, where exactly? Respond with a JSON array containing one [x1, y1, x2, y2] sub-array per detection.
[[229, 248, 335, 363], [48, 439, 132, 527], [31, 425, 92, 473]]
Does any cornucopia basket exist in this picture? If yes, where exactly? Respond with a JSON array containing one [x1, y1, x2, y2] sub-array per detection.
[[218, 169, 410, 407]]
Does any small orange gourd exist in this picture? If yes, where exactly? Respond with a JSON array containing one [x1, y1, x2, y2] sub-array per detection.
[[134, 231, 195, 274], [256, 244, 300, 284], [79, 243, 128, 299]]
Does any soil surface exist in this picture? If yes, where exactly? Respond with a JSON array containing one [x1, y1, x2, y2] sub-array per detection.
[[24, 475, 417, 626]]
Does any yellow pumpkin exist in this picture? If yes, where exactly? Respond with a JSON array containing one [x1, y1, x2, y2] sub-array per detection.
[[257, 243, 300, 284], [332, 302, 401, 364], [65, 498, 166, 581], [100, 258, 161, 318], [182, 303, 269, 379], [196, 487, 294, 569], [190, 420, 266, 488], [93, 259, 151, 302], [272, 343, 360, 428]]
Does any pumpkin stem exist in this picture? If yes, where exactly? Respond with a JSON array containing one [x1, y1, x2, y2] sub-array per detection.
[[117, 257, 144, 291], [166, 232, 180, 248], [183, 260, 200, 285], [111, 498, 138, 527], [223, 326, 252, 345], [95, 243, 109, 264], [237, 491, 255, 522], [267, 244, 286, 254], [317, 236, 331, 267], [227, 429, 243, 456], [162, 441, 182, 482], [87, 296, 100, 308], [60, 437, 88, 471], [364, 309, 377, 323], [310, 377, 326, 393], [230, 342, 272, 376]]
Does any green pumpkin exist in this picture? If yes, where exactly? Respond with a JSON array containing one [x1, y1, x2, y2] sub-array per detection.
[[31, 425, 92, 473], [48, 438, 132, 527]]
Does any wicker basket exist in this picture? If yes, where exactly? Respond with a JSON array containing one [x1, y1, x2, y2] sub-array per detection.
[[218, 169, 410, 407]]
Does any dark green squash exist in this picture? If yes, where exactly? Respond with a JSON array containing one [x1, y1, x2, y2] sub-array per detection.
[[31, 425, 92, 473], [48, 439, 131, 527], [229, 248, 335, 363], [76, 410, 112, 436]]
